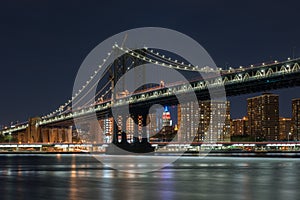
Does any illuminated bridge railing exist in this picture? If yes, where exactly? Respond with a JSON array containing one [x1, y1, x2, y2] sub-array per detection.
[[1, 124, 28, 135]]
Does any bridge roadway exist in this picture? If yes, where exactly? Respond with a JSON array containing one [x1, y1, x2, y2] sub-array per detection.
[[1, 57, 300, 135]]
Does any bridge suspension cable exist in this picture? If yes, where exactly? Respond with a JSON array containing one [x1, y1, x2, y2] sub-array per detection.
[[43, 48, 115, 119], [114, 45, 218, 73]]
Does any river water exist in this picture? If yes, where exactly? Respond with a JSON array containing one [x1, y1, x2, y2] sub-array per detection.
[[0, 154, 299, 200]]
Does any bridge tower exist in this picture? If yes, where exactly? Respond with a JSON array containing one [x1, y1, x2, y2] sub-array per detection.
[[27, 117, 42, 143], [110, 49, 146, 145]]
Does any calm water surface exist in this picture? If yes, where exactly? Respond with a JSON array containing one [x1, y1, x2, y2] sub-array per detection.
[[0, 154, 299, 200]]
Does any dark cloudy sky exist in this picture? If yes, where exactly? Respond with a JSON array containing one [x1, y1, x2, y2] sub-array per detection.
[[0, 0, 300, 125]]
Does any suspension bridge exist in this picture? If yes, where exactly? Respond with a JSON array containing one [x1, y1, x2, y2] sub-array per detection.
[[1, 43, 300, 151]]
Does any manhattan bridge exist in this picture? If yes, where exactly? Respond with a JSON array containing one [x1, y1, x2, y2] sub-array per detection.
[[1, 43, 300, 152]]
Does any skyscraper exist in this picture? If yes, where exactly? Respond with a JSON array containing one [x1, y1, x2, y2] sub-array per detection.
[[178, 100, 230, 142], [177, 101, 199, 142], [292, 98, 300, 140], [247, 93, 279, 141], [162, 106, 171, 127], [279, 117, 292, 140], [198, 101, 230, 142], [231, 117, 248, 136]]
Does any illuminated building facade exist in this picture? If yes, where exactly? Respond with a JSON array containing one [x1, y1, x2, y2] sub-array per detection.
[[231, 117, 248, 136], [178, 100, 230, 142], [279, 117, 292, 140], [162, 106, 171, 127], [198, 101, 231, 142], [177, 101, 199, 142], [292, 98, 300, 140], [247, 93, 279, 141], [103, 117, 113, 143]]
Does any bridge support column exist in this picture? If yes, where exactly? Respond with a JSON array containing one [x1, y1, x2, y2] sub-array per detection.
[[65, 127, 72, 143], [27, 117, 42, 143], [131, 111, 149, 144]]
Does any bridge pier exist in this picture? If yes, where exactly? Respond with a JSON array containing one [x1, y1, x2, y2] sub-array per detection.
[[40, 127, 72, 143], [106, 110, 154, 154]]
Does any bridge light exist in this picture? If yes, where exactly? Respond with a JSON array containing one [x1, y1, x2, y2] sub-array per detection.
[[275, 60, 278, 63], [98, 65, 102, 68], [162, 55, 165, 58], [251, 65, 254, 67], [107, 52, 111, 56], [103, 59, 106, 62], [262, 63, 265, 66], [239, 66, 243, 69], [175, 60, 178, 63], [288, 57, 291, 60]]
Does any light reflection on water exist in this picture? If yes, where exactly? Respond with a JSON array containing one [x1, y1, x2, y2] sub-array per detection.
[[0, 154, 299, 200]]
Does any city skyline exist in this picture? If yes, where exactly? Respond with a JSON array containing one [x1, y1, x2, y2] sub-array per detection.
[[1, 1, 300, 199], [1, 1, 300, 125]]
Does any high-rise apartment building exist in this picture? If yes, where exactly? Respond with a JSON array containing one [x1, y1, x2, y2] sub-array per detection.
[[178, 100, 230, 142], [231, 117, 248, 136], [279, 117, 292, 140], [247, 93, 279, 141], [292, 98, 300, 141]]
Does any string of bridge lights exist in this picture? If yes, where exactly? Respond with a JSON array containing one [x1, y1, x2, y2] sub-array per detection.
[[78, 48, 138, 109], [116, 45, 295, 74], [41, 42, 294, 120], [81, 59, 138, 108], [142, 47, 202, 70], [41, 48, 116, 119], [114, 44, 219, 72]]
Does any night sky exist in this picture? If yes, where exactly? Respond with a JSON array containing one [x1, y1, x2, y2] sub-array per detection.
[[1, 0, 300, 126]]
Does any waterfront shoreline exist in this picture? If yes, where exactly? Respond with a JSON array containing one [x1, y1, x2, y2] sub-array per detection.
[[1, 151, 300, 158]]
